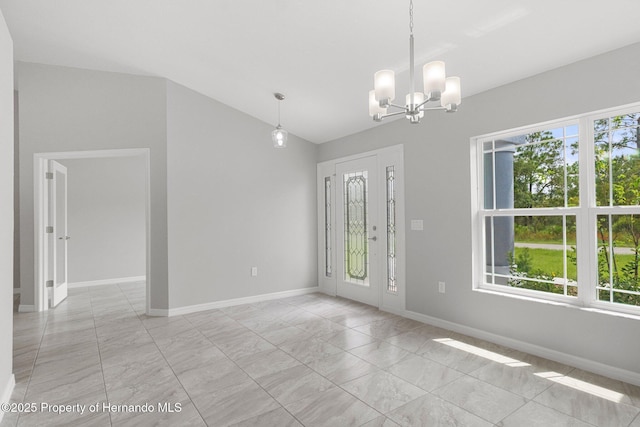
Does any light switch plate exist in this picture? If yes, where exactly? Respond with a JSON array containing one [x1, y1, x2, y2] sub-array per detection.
[[410, 220, 424, 231]]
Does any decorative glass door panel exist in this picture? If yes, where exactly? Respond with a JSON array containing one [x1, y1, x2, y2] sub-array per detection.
[[344, 171, 369, 284], [336, 156, 379, 306]]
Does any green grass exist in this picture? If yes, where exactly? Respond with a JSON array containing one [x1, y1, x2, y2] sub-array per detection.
[[513, 247, 636, 280], [514, 248, 576, 279]]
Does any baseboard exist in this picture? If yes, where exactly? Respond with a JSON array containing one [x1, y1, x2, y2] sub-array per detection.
[[383, 306, 640, 388], [68, 276, 146, 289], [0, 374, 15, 422], [18, 304, 35, 313], [147, 286, 321, 317]]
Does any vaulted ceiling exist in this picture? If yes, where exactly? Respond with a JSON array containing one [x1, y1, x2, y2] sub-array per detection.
[[2, 0, 640, 143]]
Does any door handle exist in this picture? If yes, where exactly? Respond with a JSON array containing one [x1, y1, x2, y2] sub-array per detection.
[[368, 236, 377, 241]]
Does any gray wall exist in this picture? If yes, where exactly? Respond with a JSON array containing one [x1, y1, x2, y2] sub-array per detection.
[[318, 42, 640, 375], [166, 81, 318, 308], [17, 63, 168, 310], [57, 157, 146, 284], [0, 8, 13, 405]]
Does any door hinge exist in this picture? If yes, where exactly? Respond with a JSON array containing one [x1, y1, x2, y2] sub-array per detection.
[[45, 172, 53, 180], [46, 226, 54, 233], [45, 280, 53, 288]]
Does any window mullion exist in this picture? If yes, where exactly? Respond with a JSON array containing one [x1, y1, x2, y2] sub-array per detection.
[[577, 115, 595, 307]]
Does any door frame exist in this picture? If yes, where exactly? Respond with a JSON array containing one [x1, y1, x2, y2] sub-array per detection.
[[317, 144, 406, 311], [49, 160, 68, 307], [33, 148, 151, 313]]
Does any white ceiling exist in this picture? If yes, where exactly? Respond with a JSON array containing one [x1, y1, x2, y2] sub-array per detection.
[[2, 0, 640, 143]]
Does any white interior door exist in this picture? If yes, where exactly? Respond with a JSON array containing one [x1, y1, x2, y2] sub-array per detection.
[[335, 156, 380, 306], [50, 160, 69, 307]]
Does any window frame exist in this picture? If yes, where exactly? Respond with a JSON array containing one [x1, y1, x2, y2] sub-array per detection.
[[471, 102, 640, 316]]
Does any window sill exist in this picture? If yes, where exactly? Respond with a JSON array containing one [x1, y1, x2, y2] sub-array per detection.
[[473, 287, 640, 321]]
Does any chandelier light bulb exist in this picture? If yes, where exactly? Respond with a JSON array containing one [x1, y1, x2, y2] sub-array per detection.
[[423, 61, 446, 99], [441, 76, 462, 111], [405, 92, 425, 118], [369, 90, 387, 116], [374, 70, 396, 103]]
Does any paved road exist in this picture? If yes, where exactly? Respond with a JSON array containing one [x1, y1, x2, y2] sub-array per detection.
[[515, 242, 636, 255]]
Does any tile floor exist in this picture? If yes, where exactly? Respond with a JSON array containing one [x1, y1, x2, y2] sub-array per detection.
[[2, 283, 640, 426]]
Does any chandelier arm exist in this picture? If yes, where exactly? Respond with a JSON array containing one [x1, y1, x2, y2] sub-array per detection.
[[422, 106, 448, 111], [386, 102, 409, 110], [415, 98, 431, 110], [379, 110, 408, 120]]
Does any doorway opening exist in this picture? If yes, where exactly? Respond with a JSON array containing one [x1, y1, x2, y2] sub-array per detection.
[[33, 149, 151, 313], [317, 145, 406, 312]]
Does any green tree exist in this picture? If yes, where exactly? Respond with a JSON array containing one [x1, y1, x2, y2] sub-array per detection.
[[593, 113, 640, 305]]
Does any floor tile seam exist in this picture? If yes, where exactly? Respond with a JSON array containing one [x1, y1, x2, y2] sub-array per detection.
[[345, 339, 409, 363], [13, 306, 51, 427], [204, 352, 293, 427], [463, 362, 560, 402], [114, 291, 211, 425], [293, 349, 383, 394], [88, 289, 116, 427], [259, 328, 313, 349], [428, 382, 517, 427], [248, 368, 315, 427], [320, 381, 386, 423], [561, 368, 640, 411], [181, 321, 292, 420], [142, 329, 210, 427], [381, 359, 466, 394], [528, 366, 576, 406], [356, 367, 434, 396], [529, 371, 640, 427], [336, 376, 420, 420], [491, 395, 530, 426], [517, 398, 602, 427], [628, 411, 640, 427]]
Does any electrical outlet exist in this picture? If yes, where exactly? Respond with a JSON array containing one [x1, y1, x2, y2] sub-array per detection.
[[438, 281, 445, 294], [251, 267, 258, 277]]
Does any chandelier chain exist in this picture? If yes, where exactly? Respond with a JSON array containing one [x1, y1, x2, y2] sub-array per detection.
[[409, 0, 413, 36]]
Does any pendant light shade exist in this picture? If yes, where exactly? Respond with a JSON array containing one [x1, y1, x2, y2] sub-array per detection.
[[423, 61, 446, 98], [441, 77, 462, 111], [369, 90, 387, 116], [272, 125, 288, 148], [374, 70, 396, 102]]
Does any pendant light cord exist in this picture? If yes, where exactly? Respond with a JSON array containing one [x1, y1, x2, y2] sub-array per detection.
[[277, 99, 281, 127]]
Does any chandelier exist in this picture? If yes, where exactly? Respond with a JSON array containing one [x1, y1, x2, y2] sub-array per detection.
[[272, 93, 288, 148], [369, 0, 461, 124]]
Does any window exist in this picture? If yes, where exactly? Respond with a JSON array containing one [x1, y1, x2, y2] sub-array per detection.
[[473, 104, 640, 314], [386, 166, 397, 294], [324, 176, 332, 277]]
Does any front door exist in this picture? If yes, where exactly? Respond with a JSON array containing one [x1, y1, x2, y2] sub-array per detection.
[[50, 160, 68, 307], [335, 156, 380, 306]]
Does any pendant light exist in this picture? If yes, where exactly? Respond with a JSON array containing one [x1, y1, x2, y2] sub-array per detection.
[[272, 93, 288, 148]]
